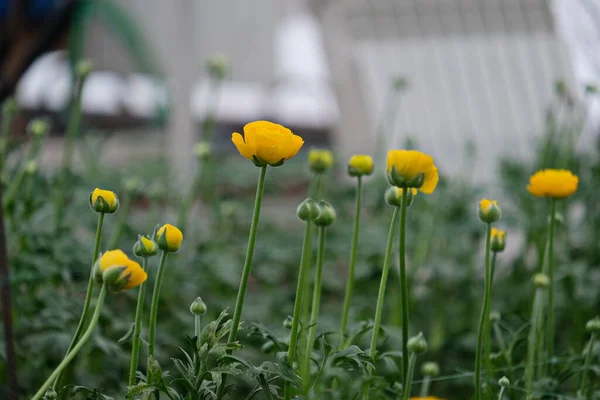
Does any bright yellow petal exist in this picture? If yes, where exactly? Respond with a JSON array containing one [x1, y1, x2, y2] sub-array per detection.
[[420, 165, 439, 194], [232, 132, 255, 160], [285, 134, 304, 160], [122, 261, 147, 289], [99, 250, 129, 272]]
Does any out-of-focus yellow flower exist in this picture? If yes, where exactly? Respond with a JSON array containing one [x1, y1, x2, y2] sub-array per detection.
[[231, 120, 304, 167], [308, 149, 334, 173], [479, 198, 502, 223], [386, 150, 438, 193], [526, 169, 579, 198], [156, 223, 184, 253], [94, 249, 147, 291], [348, 154, 374, 177], [491, 228, 506, 252], [90, 188, 119, 214]]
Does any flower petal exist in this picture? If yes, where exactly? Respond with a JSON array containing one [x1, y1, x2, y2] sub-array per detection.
[[232, 132, 254, 160]]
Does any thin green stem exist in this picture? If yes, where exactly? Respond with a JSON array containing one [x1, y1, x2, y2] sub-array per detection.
[[474, 223, 492, 400], [485, 252, 498, 387], [33, 284, 107, 400], [498, 386, 507, 400], [217, 165, 267, 399], [402, 353, 417, 400], [53, 212, 105, 390], [493, 321, 513, 382], [302, 226, 327, 390], [525, 288, 544, 400], [419, 376, 431, 398], [148, 251, 169, 358], [340, 176, 363, 347], [176, 168, 202, 232], [578, 332, 596, 397], [195, 315, 202, 342], [398, 188, 409, 386], [284, 219, 314, 400], [362, 207, 400, 400], [129, 257, 149, 386], [546, 199, 557, 362]]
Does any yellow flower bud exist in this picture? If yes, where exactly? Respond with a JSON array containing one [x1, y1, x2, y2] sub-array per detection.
[[155, 223, 184, 253], [348, 154, 374, 177], [384, 186, 417, 207], [527, 169, 579, 199], [89, 188, 119, 214], [93, 249, 147, 291], [386, 150, 438, 193], [491, 228, 506, 252], [308, 149, 334, 173], [231, 120, 304, 167], [478, 198, 501, 224], [133, 235, 159, 258]]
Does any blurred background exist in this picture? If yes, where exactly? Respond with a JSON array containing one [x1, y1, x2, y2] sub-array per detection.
[[2, 0, 599, 181], [2, 0, 600, 398]]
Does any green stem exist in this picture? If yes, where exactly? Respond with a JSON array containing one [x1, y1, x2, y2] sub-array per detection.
[[474, 223, 492, 400], [217, 165, 267, 399], [176, 168, 202, 232], [492, 321, 513, 382], [129, 257, 149, 386], [525, 287, 544, 400], [284, 219, 314, 400], [302, 226, 327, 390], [398, 188, 409, 386], [53, 212, 105, 390], [339, 176, 363, 347], [148, 251, 169, 358], [0, 99, 17, 174], [578, 332, 596, 397], [484, 252, 498, 387], [546, 199, 557, 363], [402, 353, 417, 400], [195, 315, 202, 343], [33, 284, 107, 400], [363, 206, 400, 400], [419, 376, 431, 397], [107, 191, 132, 250], [498, 386, 507, 400]]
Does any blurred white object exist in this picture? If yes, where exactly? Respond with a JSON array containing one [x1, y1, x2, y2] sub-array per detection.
[[81, 72, 125, 115], [191, 79, 267, 122], [123, 74, 165, 118]]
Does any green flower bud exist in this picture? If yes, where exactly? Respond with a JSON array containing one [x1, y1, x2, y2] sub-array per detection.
[[314, 200, 336, 227], [296, 198, 319, 221], [76, 59, 93, 80], [499, 376, 510, 387], [421, 361, 439, 377], [491, 228, 506, 252], [308, 149, 334, 174], [533, 273, 550, 289], [283, 316, 293, 330], [586, 317, 600, 333], [43, 388, 57, 399], [194, 141, 211, 159], [133, 235, 159, 258], [489, 311, 501, 323], [384, 186, 416, 207], [407, 332, 428, 354], [27, 118, 50, 137], [24, 160, 38, 175], [206, 54, 229, 80], [478, 198, 502, 224], [190, 296, 208, 316]]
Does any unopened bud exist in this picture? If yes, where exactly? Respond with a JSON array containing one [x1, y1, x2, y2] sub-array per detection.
[[296, 198, 319, 221], [348, 154, 374, 177], [384, 186, 416, 207], [533, 273, 550, 289], [490, 311, 501, 323], [479, 198, 502, 224], [27, 118, 50, 137], [407, 332, 428, 354], [43, 388, 57, 399], [206, 54, 229, 80], [308, 149, 334, 174], [491, 228, 506, 252], [283, 316, 293, 330], [421, 361, 439, 377], [586, 317, 600, 333], [314, 200, 336, 227], [499, 376, 510, 387], [190, 297, 208, 316], [24, 160, 38, 175], [133, 235, 159, 258], [76, 59, 93, 80], [194, 141, 211, 159]]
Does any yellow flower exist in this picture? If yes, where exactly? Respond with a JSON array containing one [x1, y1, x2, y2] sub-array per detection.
[[95, 249, 147, 291], [308, 149, 334, 173], [231, 120, 304, 167], [89, 188, 119, 214], [348, 154, 374, 177], [491, 227, 506, 252], [386, 150, 438, 193], [156, 223, 184, 253], [527, 169, 579, 198], [479, 198, 502, 223]]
